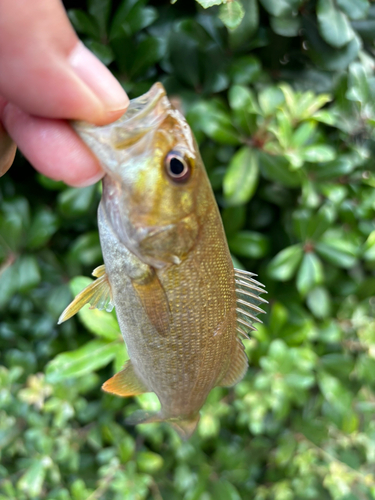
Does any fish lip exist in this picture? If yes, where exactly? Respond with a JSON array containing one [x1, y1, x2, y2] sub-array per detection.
[[72, 82, 168, 134]]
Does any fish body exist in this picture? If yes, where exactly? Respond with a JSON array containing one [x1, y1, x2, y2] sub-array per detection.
[[59, 83, 266, 438]]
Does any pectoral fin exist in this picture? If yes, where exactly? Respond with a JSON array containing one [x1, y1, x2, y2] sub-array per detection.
[[218, 339, 248, 387], [102, 360, 148, 397], [58, 265, 113, 324], [132, 272, 170, 336]]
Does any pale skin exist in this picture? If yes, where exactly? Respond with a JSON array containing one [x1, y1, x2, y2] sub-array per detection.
[[0, 0, 129, 186]]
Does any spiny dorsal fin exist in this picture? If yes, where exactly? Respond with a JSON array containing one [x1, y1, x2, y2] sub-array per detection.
[[234, 268, 267, 338], [102, 360, 148, 397], [58, 265, 113, 324], [219, 338, 248, 387]]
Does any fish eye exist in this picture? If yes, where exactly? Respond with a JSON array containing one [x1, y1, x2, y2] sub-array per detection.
[[164, 151, 191, 183]]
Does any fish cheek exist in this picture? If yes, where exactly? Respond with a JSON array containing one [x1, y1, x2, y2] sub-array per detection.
[[138, 213, 199, 265]]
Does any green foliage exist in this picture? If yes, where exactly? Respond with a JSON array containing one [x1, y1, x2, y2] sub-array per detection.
[[1, 0, 375, 498]]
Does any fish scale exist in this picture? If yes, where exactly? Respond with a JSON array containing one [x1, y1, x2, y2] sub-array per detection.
[[58, 82, 267, 438]]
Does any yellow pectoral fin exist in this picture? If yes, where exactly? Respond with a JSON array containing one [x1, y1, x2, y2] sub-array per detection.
[[58, 265, 113, 324], [102, 360, 148, 397], [132, 273, 170, 336]]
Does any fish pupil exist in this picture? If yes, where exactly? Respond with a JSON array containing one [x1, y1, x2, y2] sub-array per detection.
[[170, 158, 184, 176]]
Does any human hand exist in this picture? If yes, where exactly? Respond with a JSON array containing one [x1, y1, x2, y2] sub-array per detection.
[[0, 0, 129, 186]]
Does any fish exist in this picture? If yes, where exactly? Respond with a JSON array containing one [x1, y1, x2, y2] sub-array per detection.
[[58, 83, 267, 439]]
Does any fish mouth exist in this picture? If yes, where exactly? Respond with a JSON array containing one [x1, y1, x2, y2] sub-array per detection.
[[72, 82, 171, 154], [120, 82, 167, 126]]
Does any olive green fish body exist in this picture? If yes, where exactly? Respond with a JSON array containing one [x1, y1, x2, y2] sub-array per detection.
[[59, 83, 267, 438], [99, 167, 237, 420]]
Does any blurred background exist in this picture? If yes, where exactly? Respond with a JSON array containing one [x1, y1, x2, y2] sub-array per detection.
[[1, 0, 375, 498]]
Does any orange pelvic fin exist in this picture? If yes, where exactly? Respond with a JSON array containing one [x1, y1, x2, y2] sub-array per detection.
[[126, 411, 200, 440], [58, 265, 113, 324], [102, 360, 148, 397], [219, 338, 248, 387], [132, 272, 170, 336]]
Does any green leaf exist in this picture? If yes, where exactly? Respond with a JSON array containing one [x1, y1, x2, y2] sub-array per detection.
[[136, 452, 164, 473], [315, 237, 357, 268], [0, 197, 29, 251], [17, 458, 51, 497], [69, 232, 102, 267], [0, 260, 20, 309], [69, 277, 121, 341], [317, 0, 355, 48], [190, 101, 241, 145], [291, 122, 317, 148], [259, 0, 300, 17], [219, 1, 245, 30], [17, 255, 41, 292], [307, 286, 331, 318], [311, 156, 354, 180], [304, 16, 360, 71], [229, 56, 261, 85], [46, 339, 119, 383], [258, 86, 284, 115], [26, 208, 59, 250], [259, 152, 301, 187], [302, 145, 336, 163], [196, 0, 225, 6], [336, 0, 369, 20], [85, 40, 115, 65], [346, 62, 371, 103], [228, 231, 269, 258], [211, 480, 241, 500], [129, 37, 166, 79], [270, 15, 300, 37], [68, 10, 99, 39], [228, 85, 259, 113], [318, 371, 351, 413], [58, 185, 97, 217], [363, 231, 375, 261], [267, 244, 303, 281], [229, 0, 258, 48], [296, 252, 324, 297], [223, 147, 259, 205], [88, 0, 111, 37]]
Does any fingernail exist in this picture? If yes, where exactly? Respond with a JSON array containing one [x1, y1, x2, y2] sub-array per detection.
[[69, 42, 129, 113], [73, 170, 104, 188]]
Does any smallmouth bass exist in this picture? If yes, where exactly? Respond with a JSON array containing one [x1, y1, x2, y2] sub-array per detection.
[[59, 83, 267, 439]]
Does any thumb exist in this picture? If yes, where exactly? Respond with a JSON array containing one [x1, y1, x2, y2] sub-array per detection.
[[0, 0, 128, 125]]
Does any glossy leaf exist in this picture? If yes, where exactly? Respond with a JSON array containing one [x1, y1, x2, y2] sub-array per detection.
[[228, 230, 269, 258], [317, 0, 355, 48], [219, 1, 244, 30], [223, 147, 259, 205], [46, 340, 119, 383], [229, 0, 259, 48], [337, 0, 369, 20], [296, 252, 324, 296], [267, 244, 303, 281], [307, 286, 331, 318]]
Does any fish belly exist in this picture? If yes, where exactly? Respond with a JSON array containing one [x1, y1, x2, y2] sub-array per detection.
[[99, 203, 237, 419]]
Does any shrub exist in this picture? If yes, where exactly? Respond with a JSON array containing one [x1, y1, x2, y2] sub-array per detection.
[[1, 0, 375, 498]]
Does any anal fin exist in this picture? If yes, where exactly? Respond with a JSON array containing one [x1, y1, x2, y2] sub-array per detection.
[[102, 360, 148, 397], [58, 264, 113, 324], [219, 339, 248, 387]]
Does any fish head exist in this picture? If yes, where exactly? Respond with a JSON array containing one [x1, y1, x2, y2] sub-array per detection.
[[73, 83, 211, 268]]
